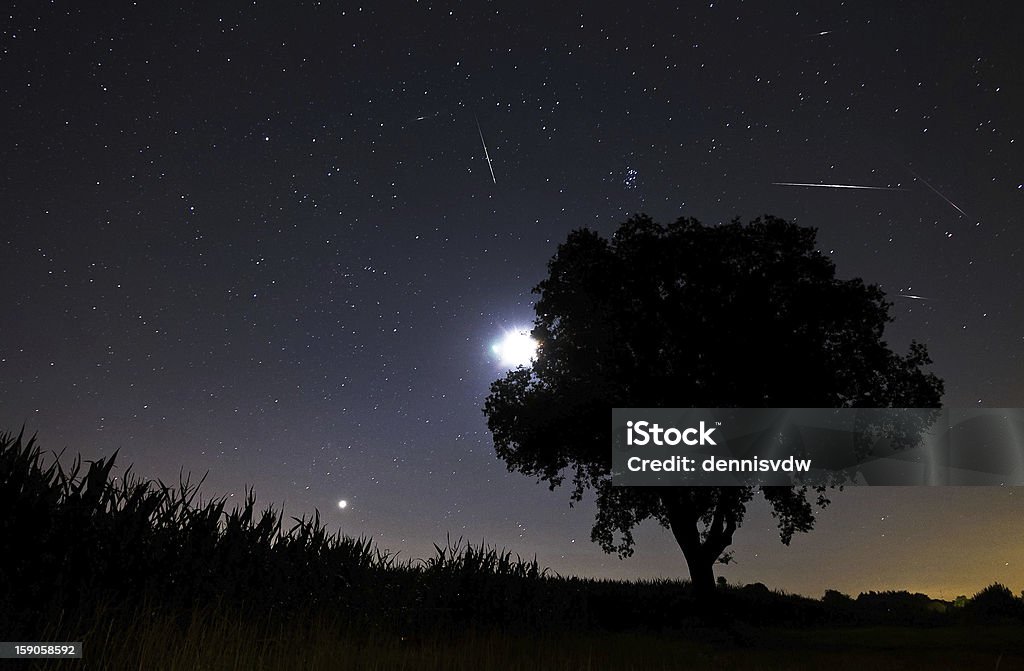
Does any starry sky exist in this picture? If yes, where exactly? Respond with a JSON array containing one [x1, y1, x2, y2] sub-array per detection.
[[2, 2, 1023, 600]]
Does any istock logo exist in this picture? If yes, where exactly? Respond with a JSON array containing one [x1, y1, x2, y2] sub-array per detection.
[[626, 420, 717, 446]]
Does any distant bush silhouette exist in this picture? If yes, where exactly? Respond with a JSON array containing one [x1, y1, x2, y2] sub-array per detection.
[[852, 591, 947, 625], [821, 589, 854, 608], [964, 583, 1023, 622]]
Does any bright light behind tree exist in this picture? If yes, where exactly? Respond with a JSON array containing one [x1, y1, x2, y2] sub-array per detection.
[[491, 329, 538, 368]]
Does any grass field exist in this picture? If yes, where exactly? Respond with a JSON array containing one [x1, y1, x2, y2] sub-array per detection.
[[28, 608, 1024, 670]]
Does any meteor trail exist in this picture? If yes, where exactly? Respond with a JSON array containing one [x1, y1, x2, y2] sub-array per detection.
[[402, 111, 442, 125], [904, 166, 970, 219], [897, 293, 932, 301], [475, 114, 496, 185], [772, 182, 907, 191]]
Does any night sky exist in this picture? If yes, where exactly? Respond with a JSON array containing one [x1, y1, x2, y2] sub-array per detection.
[[2, 2, 1023, 600]]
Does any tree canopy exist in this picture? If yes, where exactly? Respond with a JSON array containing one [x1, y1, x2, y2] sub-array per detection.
[[484, 214, 944, 598]]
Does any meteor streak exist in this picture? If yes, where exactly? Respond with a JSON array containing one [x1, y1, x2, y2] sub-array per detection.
[[897, 293, 931, 301], [905, 166, 970, 218], [475, 114, 496, 185], [772, 182, 907, 191]]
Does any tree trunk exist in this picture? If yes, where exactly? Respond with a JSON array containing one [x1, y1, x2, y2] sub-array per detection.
[[661, 490, 738, 603], [683, 548, 717, 601], [661, 492, 715, 600]]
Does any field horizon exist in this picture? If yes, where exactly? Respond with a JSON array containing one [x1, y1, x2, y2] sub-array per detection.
[[4, 428, 1024, 668]]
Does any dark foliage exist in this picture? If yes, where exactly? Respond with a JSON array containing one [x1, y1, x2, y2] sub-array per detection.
[[963, 583, 1024, 622], [853, 591, 948, 625], [483, 214, 945, 596]]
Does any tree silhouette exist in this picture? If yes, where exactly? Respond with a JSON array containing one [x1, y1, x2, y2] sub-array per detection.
[[484, 214, 943, 599]]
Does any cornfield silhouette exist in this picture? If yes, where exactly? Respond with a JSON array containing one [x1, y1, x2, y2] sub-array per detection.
[[0, 429, 702, 638]]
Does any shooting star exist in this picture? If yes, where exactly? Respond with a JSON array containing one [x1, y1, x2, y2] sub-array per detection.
[[772, 182, 908, 191], [904, 166, 970, 219], [897, 293, 932, 301], [412, 111, 442, 122], [817, 30, 832, 36], [475, 114, 497, 185]]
